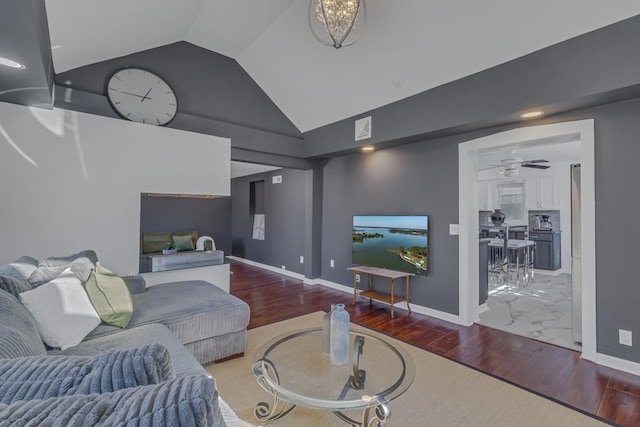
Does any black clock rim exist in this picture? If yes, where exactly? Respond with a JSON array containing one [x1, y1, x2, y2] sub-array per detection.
[[105, 67, 178, 127]]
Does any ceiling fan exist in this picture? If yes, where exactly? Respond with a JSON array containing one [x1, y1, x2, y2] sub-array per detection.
[[481, 157, 550, 177]]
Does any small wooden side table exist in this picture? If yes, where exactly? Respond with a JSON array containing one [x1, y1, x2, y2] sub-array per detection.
[[348, 265, 414, 318]]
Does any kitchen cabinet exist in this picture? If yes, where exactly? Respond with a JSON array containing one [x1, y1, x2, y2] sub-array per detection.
[[478, 182, 489, 210], [529, 231, 561, 270], [526, 176, 558, 210], [478, 181, 499, 211]]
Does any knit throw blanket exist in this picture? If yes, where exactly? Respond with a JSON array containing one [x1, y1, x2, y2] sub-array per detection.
[[0, 343, 174, 404], [0, 375, 221, 427]]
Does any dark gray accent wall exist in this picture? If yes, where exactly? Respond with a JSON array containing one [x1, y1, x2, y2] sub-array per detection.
[[54, 42, 306, 161], [140, 195, 232, 254], [231, 169, 310, 275], [0, 0, 53, 108], [321, 139, 459, 314]]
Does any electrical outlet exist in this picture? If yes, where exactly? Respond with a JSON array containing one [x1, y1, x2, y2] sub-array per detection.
[[619, 329, 633, 346], [300, 256, 304, 264], [356, 274, 360, 283], [330, 259, 335, 268], [281, 265, 286, 270]]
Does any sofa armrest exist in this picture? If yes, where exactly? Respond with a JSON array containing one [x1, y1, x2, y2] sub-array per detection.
[[121, 275, 146, 294]]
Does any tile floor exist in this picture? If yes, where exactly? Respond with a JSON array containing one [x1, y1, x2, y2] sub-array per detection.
[[478, 270, 581, 351]]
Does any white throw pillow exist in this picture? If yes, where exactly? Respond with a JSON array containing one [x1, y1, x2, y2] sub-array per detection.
[[20, 267, 101, 350]]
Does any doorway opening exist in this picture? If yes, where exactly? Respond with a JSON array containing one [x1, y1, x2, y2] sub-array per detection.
[[458, 120, 596, 362]]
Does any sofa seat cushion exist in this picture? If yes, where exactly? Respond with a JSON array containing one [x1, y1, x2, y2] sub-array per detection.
[[85, 281, 250, 346], [54, 323, 207, 378]]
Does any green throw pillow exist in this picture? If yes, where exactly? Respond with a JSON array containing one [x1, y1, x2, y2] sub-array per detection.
[[142, 232, 172, 254], [84, 264, 133, 328], [172, 234, 195, 251]]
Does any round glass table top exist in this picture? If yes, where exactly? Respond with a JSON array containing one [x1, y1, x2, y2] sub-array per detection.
[[253, 328, 415, 411]]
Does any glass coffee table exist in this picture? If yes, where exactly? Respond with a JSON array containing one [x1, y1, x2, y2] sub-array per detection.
[[252, 328, 415, 426]]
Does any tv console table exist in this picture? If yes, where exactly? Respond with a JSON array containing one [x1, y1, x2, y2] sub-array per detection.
[[348, 266, 414, 318]]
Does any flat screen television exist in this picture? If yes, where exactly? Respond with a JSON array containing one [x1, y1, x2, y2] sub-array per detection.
[[352, 215, 429, 275]]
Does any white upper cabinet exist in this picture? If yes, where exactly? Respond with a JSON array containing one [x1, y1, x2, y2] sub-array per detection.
[[526, 176, 558, 210], [478, 182, 489, 210], [478, 181, 500, 211]]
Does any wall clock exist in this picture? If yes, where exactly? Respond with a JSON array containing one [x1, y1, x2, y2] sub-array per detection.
[[106, 68, 178, 126]]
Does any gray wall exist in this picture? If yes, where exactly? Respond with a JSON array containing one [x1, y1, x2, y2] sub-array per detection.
[[231, 169, 310, 275], [140, 195, 232, 254], [321, 138, 459, 314], [315, 95, 640, 362]]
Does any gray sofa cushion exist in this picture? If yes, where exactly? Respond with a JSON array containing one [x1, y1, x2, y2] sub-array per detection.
[[121, 274, 147, 294], [56, 323, 207, 378], [26, 250, 99, 286], [0, 256, 38, 280], [0, 343, 174, 404], [0, 275, 32, 298], [0, 375, 222, 427], [85, 281, 250, 346], [0, 290, 46, 358], [38, 249, 99, 267]]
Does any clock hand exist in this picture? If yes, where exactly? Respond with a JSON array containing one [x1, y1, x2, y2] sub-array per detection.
[[119, 91, 147, 99], [140, 87, 153, 102]]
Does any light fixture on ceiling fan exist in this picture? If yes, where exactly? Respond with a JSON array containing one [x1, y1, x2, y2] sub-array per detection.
[[482, 157, 551, 177], [308, 0, 366, 49]]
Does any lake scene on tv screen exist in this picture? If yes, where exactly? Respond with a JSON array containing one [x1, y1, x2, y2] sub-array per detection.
[[352, 215, 428, 275]]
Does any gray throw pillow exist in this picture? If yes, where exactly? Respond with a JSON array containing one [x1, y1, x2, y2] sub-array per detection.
[[0, 256, 39, 280], [0, 289, 46, 358], [0, 276, 32, 298], [27, 266, 67, 287], [38, 250, 99, 267]]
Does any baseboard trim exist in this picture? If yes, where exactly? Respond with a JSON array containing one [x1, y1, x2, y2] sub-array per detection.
[[230, 258, 463, 326], [596, 352, 640, 376], [227, 256, 305, 280]]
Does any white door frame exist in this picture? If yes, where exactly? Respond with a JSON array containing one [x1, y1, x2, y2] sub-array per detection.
[[458, 119, 596, 362]]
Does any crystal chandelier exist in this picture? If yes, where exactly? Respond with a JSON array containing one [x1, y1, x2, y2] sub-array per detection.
[[308, 0, 366, 49]]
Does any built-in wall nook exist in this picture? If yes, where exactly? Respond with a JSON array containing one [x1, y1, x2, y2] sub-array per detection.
[[138, 193, 231, 273]]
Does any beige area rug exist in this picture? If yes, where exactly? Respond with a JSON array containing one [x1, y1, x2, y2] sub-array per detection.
[[206, 313, 605, 426]]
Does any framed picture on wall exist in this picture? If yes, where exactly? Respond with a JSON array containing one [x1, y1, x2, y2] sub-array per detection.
[[252, 214, 265, 240]]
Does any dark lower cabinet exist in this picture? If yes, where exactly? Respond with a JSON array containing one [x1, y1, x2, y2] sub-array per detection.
[[530, 231, 561, 270]]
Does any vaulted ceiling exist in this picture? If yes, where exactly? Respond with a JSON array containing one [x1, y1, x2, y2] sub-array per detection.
[[43, 0, 640, 133]]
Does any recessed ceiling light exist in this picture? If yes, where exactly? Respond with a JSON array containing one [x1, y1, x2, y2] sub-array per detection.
[[0, 57, 25, 69], [361, 146, 375, 152], [520, 110, 544, 119]]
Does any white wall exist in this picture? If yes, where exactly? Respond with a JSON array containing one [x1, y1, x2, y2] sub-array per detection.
[[0, 103, 230, 275]]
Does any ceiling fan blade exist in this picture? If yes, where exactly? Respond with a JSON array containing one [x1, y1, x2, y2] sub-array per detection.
[[479, 165, 503, 171], [522, 159, 549, 164], [521, 164, 551, 169]]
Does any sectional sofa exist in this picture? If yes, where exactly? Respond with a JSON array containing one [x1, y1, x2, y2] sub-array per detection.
[[0, 251, 250, 426]]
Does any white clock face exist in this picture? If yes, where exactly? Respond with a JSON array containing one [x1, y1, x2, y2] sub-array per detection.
[[107, 68, 177, 126]]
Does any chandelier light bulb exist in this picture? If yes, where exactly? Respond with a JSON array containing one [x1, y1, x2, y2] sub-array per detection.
[[309, 0, 366, 49]]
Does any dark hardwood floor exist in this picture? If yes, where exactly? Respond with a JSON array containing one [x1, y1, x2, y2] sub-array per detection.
[[230, 262, 640, 426]]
